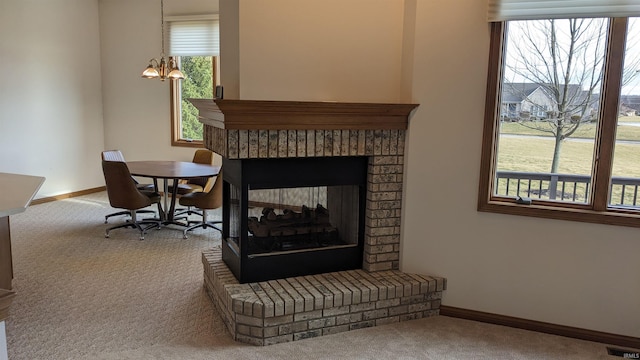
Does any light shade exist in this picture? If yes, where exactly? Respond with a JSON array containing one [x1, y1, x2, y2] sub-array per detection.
[[167, 68, 185, 80], [141, 65, 160, 79], [141, 0, 184, 81]]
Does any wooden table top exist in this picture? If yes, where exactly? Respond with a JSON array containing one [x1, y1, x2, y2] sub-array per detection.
[[127, 161, 220, 179]]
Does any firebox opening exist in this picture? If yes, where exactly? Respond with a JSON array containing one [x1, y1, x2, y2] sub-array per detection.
[[245, 184, 360, 256], [222, 156, 368, 283]]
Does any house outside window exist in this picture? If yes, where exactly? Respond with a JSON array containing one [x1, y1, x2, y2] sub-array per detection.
[[167, 15, 220, 147], [480, 1, 640, 227]]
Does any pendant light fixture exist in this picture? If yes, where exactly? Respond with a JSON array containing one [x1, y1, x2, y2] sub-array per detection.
[[141, 0, 184, 81]]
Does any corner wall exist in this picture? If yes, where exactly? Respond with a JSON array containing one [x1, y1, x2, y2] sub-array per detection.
[[220, 0, 640, 338], [225, 0, 404, 102], [401, 0, 640, 338], [0, 0, 105, 198], [98, 0, 220, 163]]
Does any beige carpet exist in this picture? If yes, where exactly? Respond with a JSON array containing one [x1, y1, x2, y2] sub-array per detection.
[[4, 192, 623, 359]]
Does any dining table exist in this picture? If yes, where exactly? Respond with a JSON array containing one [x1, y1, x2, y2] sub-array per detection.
[[127, 161, 221, 226]]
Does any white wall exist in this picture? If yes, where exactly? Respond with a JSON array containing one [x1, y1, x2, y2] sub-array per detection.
[[99, 0, 219, 163], [0, 0, 105, 198], [222, 0, 640, 338], [0, 0, 220, 198]]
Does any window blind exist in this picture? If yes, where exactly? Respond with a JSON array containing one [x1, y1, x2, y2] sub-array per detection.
[[488, 0, 640, 21], [168, 19, 219, 56]]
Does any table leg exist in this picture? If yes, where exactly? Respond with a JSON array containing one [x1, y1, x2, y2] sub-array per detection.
[[161, 178, 188, 227], [169, 182, 178, 222], [163, 179, 169, 219]]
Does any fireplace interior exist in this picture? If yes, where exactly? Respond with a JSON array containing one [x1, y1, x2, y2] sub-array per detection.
[[222, 156, 367, 283]]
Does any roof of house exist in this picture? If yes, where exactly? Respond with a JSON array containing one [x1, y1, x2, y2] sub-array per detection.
[[502, 82, 587, 104], [501, 83, 541, 103]]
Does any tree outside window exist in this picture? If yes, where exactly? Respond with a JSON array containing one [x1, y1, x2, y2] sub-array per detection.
[[171, 56, 216, 146], [479, 17, 640, 227]]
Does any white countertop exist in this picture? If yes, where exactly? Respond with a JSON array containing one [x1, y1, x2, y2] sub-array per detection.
[[0, 173, 45, 218]]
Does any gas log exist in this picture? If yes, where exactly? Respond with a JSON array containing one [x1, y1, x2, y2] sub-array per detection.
[[247, 204, 339, 252]]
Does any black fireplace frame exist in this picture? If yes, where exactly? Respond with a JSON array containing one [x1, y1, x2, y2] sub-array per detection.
[[222, 156, 367, 283]]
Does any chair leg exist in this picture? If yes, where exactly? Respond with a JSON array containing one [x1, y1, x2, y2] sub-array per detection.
[[105, 209, 155, 224], [105, 222, 138, 238], [174, 206, 203, 218], [182, 221, 222, 239], [105, 209, 161, 240], [134, 220, 162, 240], [105, 210, 130, 224], [182, 209, 222, 239]]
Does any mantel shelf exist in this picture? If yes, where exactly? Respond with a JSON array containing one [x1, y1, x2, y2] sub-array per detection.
[[189, 99, 419, 130]]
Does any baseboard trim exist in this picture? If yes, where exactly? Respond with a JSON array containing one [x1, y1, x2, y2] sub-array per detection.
[[440, 305, 640, 350], [30, 187, 106, 205]]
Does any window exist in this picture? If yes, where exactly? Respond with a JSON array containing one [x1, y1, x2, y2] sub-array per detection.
[[170, 56, 218, 146], [167, 16, 220, 147], [479, 8, 640, 227]]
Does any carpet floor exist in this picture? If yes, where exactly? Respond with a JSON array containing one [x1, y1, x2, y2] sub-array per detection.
[[4, 192, 630, 359]]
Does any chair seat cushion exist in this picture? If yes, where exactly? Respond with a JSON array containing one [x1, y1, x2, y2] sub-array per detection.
[[140, 190, 162, 203], [136, 183, 156, 191], [178, 191, 207, 207], [169, 183, 204, 195]]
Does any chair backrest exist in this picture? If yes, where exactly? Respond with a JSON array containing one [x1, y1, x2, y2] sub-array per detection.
[[102, 160, 154, 210], [192, 149, 213, 164], [189, 149, 214, 189], [101, 150, 126, 162], [194, 168, 223, 210]]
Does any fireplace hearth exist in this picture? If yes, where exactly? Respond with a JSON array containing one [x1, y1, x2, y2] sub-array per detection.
[[191, 99, 447, 345]]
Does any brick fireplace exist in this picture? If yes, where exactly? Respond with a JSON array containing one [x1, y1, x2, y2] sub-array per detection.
[[192, 99, 446, 345]]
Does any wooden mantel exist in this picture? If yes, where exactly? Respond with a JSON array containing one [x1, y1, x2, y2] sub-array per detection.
[[189, 99, 419, 130]]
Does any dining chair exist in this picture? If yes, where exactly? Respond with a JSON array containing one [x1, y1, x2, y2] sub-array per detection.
[[102, 160, 162, 240], [101, 150, 157, 223], [171, 149, 214, 195], [171, 149, 215, 218], [178, 168, 223, 239]]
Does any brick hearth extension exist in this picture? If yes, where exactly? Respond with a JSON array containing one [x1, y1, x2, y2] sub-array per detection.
[[203, 248, 446, 345]]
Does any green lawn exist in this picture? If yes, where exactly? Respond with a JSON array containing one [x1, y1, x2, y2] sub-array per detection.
[[497, 137, 640, 177], [496, 117, 640, 204], [500, 115, 640, 141], [498, 115, 640, 176]]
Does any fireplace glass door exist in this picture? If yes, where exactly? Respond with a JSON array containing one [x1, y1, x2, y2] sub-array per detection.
[[222, 156, 367, 283], [242, 185, 360, 255]]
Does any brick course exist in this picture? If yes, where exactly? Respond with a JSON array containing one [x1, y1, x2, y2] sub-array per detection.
[[205, 125, 407, 272], [202, 123, 446, 346], [203, 248, 446, 346]]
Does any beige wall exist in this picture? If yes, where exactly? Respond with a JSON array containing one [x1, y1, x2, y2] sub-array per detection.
[[99, 0, 220, 163], [223, 0, 405, 102], [0, 0, 221, 198], [0, 0, 105, 198], [2, 0, 638, 340], [402, 1, 640, 338], [222, 0, 640, 338]]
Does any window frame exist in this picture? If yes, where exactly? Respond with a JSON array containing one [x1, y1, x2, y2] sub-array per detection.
[[170, 55, 218, 148], [477, 18, 640, 228]]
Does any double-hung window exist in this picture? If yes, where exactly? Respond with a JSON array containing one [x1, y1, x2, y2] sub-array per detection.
[[479, 1, 640, 227], [167, 15, 220, 147]]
